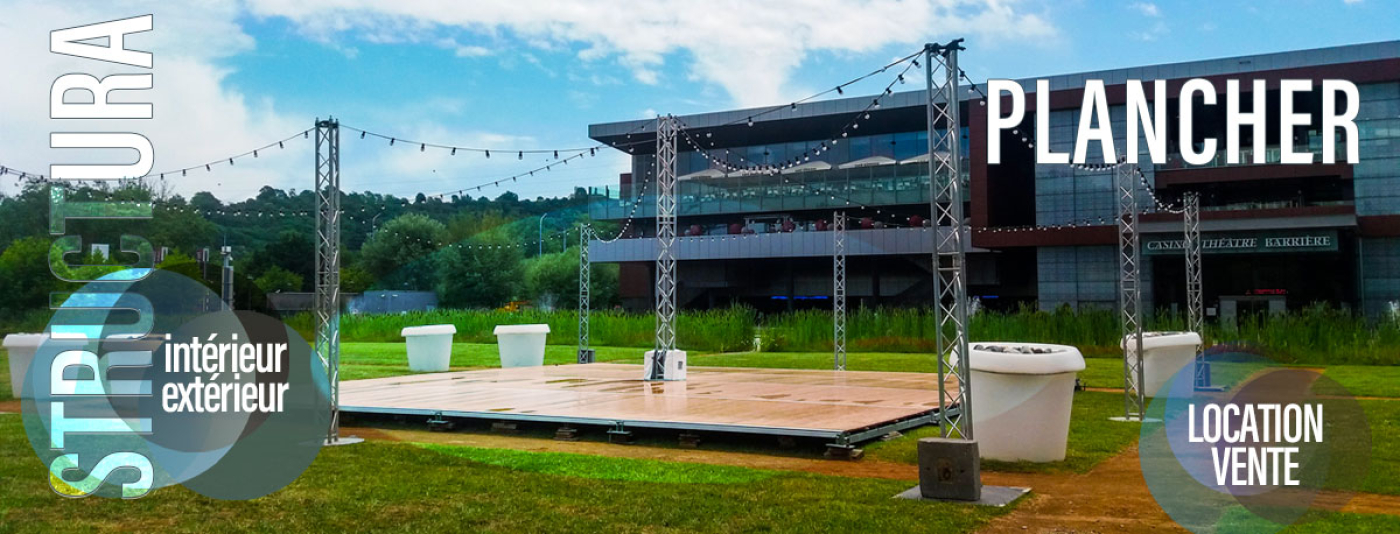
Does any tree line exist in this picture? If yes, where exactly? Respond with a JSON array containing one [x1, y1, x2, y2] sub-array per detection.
[[0, 181, 621, 320]]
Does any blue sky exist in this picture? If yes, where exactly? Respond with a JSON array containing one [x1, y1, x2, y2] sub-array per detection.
[[2, 0, 1397, 201]]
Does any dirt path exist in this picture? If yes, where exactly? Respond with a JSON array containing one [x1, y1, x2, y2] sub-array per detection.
[[978, 445, 1185, 533]]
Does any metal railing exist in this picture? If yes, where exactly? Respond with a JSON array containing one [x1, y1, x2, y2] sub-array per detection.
[[589, 160, 969, 219], [1153, 143, 1349, 171]]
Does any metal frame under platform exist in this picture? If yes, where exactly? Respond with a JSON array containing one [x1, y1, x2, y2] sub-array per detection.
[[339, 363, 951, 448]]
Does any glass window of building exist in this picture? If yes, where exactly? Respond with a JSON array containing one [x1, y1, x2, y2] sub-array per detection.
[[850, 135, 872, 161]]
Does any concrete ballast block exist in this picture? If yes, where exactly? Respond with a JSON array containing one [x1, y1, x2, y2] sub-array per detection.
[[917, 437, 982, 501]]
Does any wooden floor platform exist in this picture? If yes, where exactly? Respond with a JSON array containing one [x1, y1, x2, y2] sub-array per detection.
[[340, 363, 952, 444]]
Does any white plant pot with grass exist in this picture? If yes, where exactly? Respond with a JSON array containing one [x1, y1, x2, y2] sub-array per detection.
[[401, 324, 456, 372], [3, 333, 48, 399], [1124, 331, 1202, 397], [493, 324, 550, 368], [953, 342, 1085, 463]]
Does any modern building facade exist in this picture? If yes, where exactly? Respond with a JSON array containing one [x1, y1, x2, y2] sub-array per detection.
[[587, 41, 1400, 321]]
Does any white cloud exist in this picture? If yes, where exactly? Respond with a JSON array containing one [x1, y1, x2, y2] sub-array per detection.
[[0, 1, 305, 200], [0, 1, 1056, 203], [1130, 2, 1161, 17], [454, 45, 491, 58], [1130, 21, 1170, 41], [242, 0, 1060, 108], [0, 1, 618, 202]]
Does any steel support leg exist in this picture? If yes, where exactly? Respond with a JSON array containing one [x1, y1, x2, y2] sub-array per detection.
[[578, 223, 594, 364], [648, 115, 678, 380], [1183, 192, 1217, 390], [1116, 162, 1147, 421], [925, 41, 972, 440], [314, 118, 349, 444], [833, 211, 847, 371]]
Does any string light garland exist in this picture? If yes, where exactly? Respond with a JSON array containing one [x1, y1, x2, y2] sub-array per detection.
[[592, 172, 653, 244], [341, 124, 617, 160], [673, 51, 924, 175], [637, 51, 929, 226], [2, 128, 314, 186], [0, 59, 1187, 241], [711, 48, 924, 135]]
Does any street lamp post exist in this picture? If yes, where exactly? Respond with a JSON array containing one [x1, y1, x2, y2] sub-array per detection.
[[539, 212, 550, 256]]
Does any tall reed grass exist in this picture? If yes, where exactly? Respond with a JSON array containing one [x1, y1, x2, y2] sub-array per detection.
[[762, 304, 1400, 365], [286, 306, 757, 353], [8, 301, 1392, 365]]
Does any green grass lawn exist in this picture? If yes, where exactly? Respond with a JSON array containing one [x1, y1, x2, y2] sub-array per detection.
[[336, 344, 1397, 481], [1359, 399, 1400, 495], [0, 414, 1009, 533], [418, 443, 781, 484], [1218, 505, 1400, 532], [3, 341, 1399, 530], [1315, 365, 1400, 398]]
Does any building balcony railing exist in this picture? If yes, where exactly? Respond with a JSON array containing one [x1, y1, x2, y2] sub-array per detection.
[[1201, 199, 1353, 212], [589, 160, 969, 220], [1153, 143, 1349, 172], [587, 226, 975, 263]]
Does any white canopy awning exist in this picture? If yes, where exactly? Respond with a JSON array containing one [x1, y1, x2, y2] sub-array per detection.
[[678, 168, 726, 181], [899, 153, 930, 165], [837, 155, 896, 169], [780, 160, 833, 174]]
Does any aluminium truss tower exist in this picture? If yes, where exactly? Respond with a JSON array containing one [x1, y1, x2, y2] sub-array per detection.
[[648, 115, 678, 380], [314, 118, 343, 443], [1183, 192, 1208, 387], [925, 40, 972, 440], [833, 211, 847, 371], [578, 223, 593, 363], [1116, 162, 1147, 421]]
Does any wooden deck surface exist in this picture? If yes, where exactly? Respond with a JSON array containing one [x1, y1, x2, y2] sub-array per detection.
[[341, 363, 951, 435]]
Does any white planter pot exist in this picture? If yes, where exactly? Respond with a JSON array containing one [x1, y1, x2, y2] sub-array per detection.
[[1123, 331, 1202, 397], [401, 324, 456, 372], [493, 324, 550, 368], [954, 342, 1085, 463], [3, 334, 47, 399]]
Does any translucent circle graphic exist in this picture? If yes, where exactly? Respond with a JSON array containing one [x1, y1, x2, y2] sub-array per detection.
[[1138, 346, 1371, 533], [22, 269, 329, 500]]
